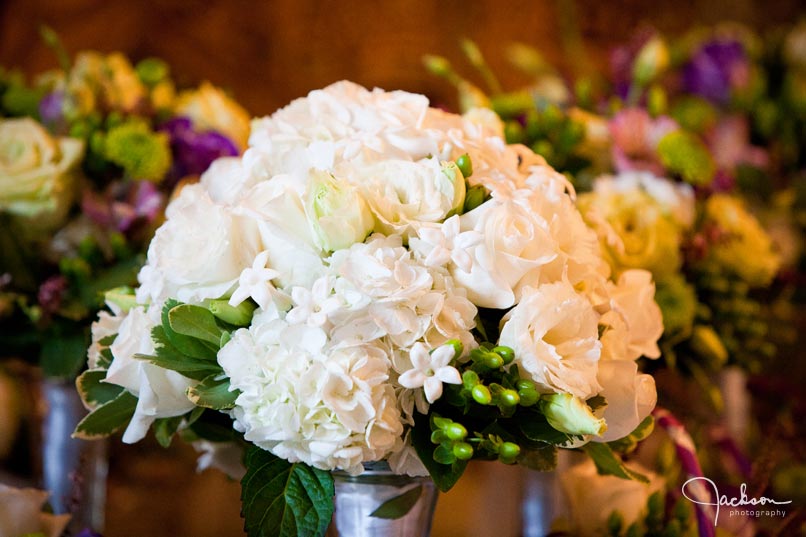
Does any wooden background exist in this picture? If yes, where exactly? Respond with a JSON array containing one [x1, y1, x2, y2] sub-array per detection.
[[1, 0, 804, 535], [2, 0, 804, 116]]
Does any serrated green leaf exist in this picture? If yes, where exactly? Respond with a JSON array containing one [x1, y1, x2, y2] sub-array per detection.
[[187, 374, 239, 410], [154, 415, 184, 448], [142, 327, 223, 381], [411, 411, 467, 492], [161, 299, 218, 360], [169, 303, 225, 345], [369, 485, 422, 519], [582, 442, 649, 483], [516, 443, 558, 472], [76, 369, 124, 407], [241, 446, 334, 537], [73, 390, 137, 439], [607, 415, 655, 454]]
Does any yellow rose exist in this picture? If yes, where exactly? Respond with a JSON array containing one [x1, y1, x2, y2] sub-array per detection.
[[175, 82, 250, 149], [0, 118, 83, 228], [68, 51, 146, 113], [702, 194, 780, 286]]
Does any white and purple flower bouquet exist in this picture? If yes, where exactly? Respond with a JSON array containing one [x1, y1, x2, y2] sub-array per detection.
[[75, 81, 664, 535], [0, 28, 250, 379]]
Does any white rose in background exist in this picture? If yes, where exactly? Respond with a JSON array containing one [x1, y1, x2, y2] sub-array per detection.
[[304, 170, 375, 251], [498, 282, 602, 399], [455, 197, 558, 308], [104, 305, 196, 443], [175, 81, 252, 149], [0, 118, 83, 228], [137, 183, 262, 304], [600, 269, 664, 361], [593, 360, 657, 442], [0, 484, 70, 537], [561, 458, 665, 535]]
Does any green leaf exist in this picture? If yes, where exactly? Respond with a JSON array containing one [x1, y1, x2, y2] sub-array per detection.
[[518, 414, 576, 446], [582, 442, 649, 483], [169, 303, 225, 345], [516, 443, 558, 472], [187, 374, 239, 410], [142, 326, 223, 381], [411, 411, 467, 492], [369, 485, 422, 519], [73, 390, 137, 439], [76, 369, 124, 407], [607, 416, 655, 454], [241, 446, 334, 537], [161, 299, 218, 360], [40, 332, 87, 379], [154, 416, 184, 448]]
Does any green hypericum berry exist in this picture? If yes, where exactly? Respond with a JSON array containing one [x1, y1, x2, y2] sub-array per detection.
[[136, 57, 170, 87], [499, 389, 520, 407], [452, 442, 473, 460], [471, 384, 492, 405], [483, 352, 504, 369], [463, 185, 486, 213], [492, 346, 514, 365], [456, 153, 473, 178], [446, 339, 463, 359], [462, 370, 480, 389], [445, 423, 467, 441], [518, 388, 539, 407], [498, 442, 520, 463]]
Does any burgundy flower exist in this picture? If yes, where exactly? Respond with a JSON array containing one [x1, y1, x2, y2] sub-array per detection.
[[82, 181, 164, 233], [38, 275, 68, 314]]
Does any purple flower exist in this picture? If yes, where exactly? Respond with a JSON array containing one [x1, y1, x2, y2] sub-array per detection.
[[39, 91, 66, 133], [160, 117, 239, 180], [82, 181, 165, 233], [610, 27, 658, 100], [76, 529, 103, 537], [683, 39, 749, 104]]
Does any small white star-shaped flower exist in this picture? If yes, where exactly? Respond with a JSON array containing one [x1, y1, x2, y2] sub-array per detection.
[[398, 342, 461, 403], [412, 216, 482, 273], [228, 251, 279, 310], [285, 276, 341, 327]]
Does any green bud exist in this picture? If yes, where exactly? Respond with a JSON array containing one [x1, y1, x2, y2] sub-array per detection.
[[456, 153, 473, 178], [690, 325, 728, 369], [453, 442, 474, 460], [136, 57, 170, 87], [104, 287, 138, 313], [59, 257, 91, 280], [471, 384, 492, 405], [647, 84, 667, 117], [504, 121, 524, 144], [516, 379, 535, 391], [433, 416, 452, 430], [498, 441, 520, 463], [632, 36, 669, 86], [463, 185, 487, 213], [540, 393, 607, 436], [518, 387, 539, 407], [423, 54, 454, 79], [531, 139, 554, 161], [499, 389, 520, 407], [446, 339, 463, 359], [431, 429, 448, 444], [462, 370, 480, 389], [483, 352, 504, 369], [445, 423, 467, 441], [209, 299, 256, 327], [492, 346, 514, 365]]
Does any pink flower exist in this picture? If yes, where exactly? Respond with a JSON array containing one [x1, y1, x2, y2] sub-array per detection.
[[609, 108, 678, 176]]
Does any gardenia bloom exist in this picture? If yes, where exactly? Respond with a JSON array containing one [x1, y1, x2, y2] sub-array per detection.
[[0, 118, 83, 226], [498, 282, 602, 399], [398, 342, 461, 403]]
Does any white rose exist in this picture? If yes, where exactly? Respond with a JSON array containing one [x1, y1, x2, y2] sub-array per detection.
[[561, 458, 664, 535], [600, 270, 663, 361], [498, 282, 602, 399], [304, 169, 375, 251], [355, 158, 465, 237], [0, 484, 70, 537], [235, 177, 326, 289], [175, 81, 251, 149], [199, 153, 267, 206], [104, 306, 195, 443], [0, 118, 83, 226], [137, 183, 261, 304], [594, 360, 657, 442], [454, 197, 558, 309]]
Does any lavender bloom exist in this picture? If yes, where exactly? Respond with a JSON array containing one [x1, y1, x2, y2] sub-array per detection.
[[683, 40, 749, 104], [38, 91, 66, 133], [160, 117, 239, 180]]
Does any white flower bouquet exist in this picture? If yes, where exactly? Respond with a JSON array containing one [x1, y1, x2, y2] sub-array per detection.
[[75, 81, 663, 535]]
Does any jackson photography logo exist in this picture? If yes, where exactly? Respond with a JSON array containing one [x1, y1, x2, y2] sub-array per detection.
[[682, 477, 792, 526]]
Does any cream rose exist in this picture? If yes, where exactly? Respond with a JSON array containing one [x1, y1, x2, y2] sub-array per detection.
[[0, 118, 83, 226], [498, 282, 602, 399], [594, 360, 657, 442], [561, 458, 665, 535], [600, 269, 663, 361]]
